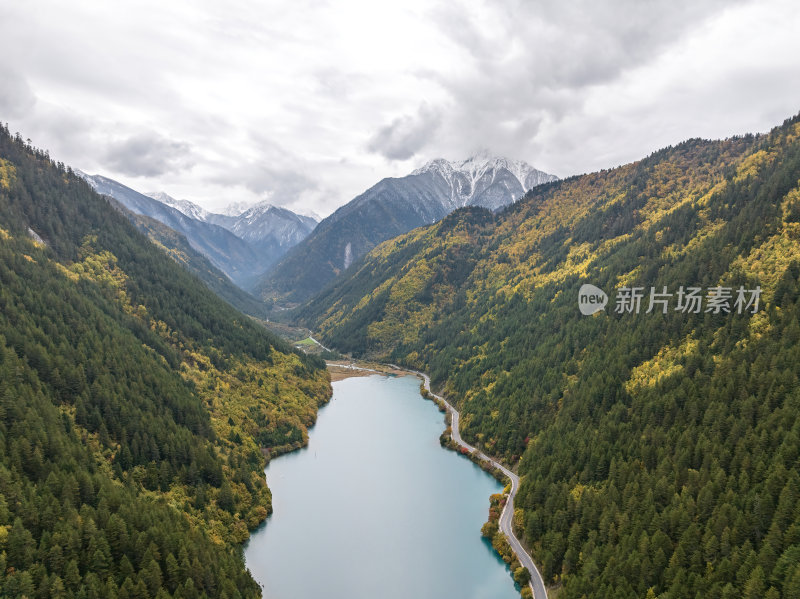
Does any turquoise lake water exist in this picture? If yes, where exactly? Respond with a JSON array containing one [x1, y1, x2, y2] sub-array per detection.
[[244, 374, 520, 599]]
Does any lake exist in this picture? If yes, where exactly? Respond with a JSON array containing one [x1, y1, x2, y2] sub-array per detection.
[[244, 374, 520, 599]]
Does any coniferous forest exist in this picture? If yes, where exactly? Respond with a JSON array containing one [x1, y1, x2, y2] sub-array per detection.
[[0, 125, 331, 598], [298, 115, 800, 598], [4, 100, 800, 599]]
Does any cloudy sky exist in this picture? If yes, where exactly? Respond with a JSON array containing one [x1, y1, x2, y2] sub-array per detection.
[[1, 0, 799, 216]]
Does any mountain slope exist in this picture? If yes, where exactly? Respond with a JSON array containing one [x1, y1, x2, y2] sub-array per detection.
[[297, 115, 800, 598], [122, 206, 269, 317], [144, 191, 318, 261], [79, 173, 263, 287], [0, 126, 330, 597], [411, 153, 558, 210], [255, 154, 556, 306], [145, 190, 209, 221], [206, 202, 318, 257]]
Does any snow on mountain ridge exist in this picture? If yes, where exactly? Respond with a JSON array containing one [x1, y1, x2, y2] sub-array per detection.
[[292, 208, 322, 223], [141, 193, 316, 244], [411, 152, 556, 209], [75, 169, 98, 189], [240, 201, 278, 220], [75, 171, 317, 287], [220, 201, 255, 217], [145, 191, 209, 222]]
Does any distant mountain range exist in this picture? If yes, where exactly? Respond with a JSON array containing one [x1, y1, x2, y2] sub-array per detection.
[[144, 190, 318, 254], [77, 154, 554, 310], [146, 190, 211, 221], [77, 173, 317, 289], [410, 152, 557, 210], [254, 153, 556, 305], [205, 204, 318, 255]]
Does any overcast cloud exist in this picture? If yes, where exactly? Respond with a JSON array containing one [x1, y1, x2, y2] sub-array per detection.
[[368, 103, 443, 161], [104, 131, 194, 177], [1, 0, 798, 215]]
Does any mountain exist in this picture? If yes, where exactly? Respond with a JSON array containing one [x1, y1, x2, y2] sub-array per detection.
[[145, 190, 209, 221], [205, 202, 318, 256], [78, 173, 263, 287], [255, 153, 556, 306], [81, 177, 318, 290], [220, 200, 254, 217], [0, 125, 330, 597], [122, 207, 270, 318], [144, 192, 318, 258], [295, 115, 800, 597], [411, 152, 558, 210]]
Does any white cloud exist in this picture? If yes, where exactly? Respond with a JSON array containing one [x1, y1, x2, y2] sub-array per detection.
[[0, 0, 798, 216], [0, 66, 37, 119]]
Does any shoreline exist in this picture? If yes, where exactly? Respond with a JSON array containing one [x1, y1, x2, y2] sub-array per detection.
[[246, 363, 528, 597], [325, 360, 547, 599], [325, 359, 407, 381], [406, 369, 548, 599]]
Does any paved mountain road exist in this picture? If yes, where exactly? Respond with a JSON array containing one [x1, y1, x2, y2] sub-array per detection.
[[326, 361, 548, 599], [414, 371, 547, 599]]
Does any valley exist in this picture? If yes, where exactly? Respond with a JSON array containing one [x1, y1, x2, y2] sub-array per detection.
[[292, 115, 800, 597], [0, 127, 331, 598], [3, 98, 800, 599], [256, 154, 557, 307], [4, 4, 799, 599]]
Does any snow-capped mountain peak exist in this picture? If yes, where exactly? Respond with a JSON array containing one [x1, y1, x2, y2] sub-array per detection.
[[410, 158, 454, 178], [220, 201, 256, 217], [239, 201, 277, 220], [291, 207, 322, 223], [222, 200, 321, 223], [140, 193, 316, 248], [145, 192, 209, 222], [411, 152, 557, 210]]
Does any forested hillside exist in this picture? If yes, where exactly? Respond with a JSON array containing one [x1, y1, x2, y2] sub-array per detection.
[[0, 125, 330, 598], [298, 115, 800, 597], [78, 174, 264, 289], [255, 155, 554, 307], [124, 208, 269, 318]]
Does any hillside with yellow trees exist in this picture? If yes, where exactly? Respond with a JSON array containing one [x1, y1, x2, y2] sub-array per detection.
[[298, 114, 800, 598], [0, 125, 330, 598]]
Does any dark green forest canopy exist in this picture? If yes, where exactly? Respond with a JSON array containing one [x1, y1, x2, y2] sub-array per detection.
[[0, 125, 329, 598], [124, 209, 271, 320], [298, 115, 800, 598]]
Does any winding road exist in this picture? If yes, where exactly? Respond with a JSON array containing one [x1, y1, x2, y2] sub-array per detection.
[[307, 334, 331, 353], [326, 360, 548, 598], [413, 371, 547, 599]]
